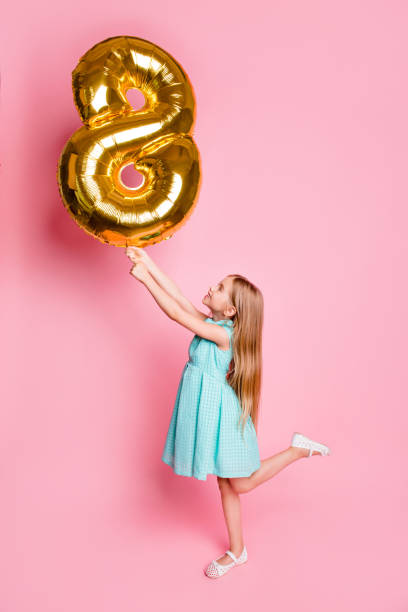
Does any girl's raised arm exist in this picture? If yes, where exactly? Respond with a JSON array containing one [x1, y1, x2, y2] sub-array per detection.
[[126, 246, 207, 320], [130, 262, 230, 351]]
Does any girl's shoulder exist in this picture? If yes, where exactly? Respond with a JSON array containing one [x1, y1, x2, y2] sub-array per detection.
[[205, 317, 234, 330], [205, 318, 234, 345]]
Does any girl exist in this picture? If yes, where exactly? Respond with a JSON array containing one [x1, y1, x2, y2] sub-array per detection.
[[125, 246, 331, 579]]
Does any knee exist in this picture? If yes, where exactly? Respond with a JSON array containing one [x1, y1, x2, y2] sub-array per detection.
[[217, 476, 231, 493], [228, 477, 251, 495]]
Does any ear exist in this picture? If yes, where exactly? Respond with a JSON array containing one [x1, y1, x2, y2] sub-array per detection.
[[224, 304, 237, 318]]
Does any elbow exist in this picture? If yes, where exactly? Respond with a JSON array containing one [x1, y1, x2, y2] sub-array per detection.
[[169, 306, 181, 321]]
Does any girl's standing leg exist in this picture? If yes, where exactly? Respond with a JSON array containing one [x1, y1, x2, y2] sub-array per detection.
[[213, 447, 318, 566], [228, 445, 315, 495], [215, 476, 246, 566]]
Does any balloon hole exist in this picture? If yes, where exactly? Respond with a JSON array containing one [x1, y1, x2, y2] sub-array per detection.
[[119, 164, 145, 190], [126, 88, 145, 110]]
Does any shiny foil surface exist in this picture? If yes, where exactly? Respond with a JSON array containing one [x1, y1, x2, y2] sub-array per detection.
[[57, 35, 201, 247]]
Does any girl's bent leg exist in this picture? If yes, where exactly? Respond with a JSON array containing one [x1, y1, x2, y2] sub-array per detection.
[[229, 446, 306, 494], [215, 477, 245, 565]]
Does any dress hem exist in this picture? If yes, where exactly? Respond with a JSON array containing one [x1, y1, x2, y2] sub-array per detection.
[[161, 457, 261, 482]]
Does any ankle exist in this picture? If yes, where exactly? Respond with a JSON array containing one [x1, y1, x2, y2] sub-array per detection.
[[230, 544, 245, 557], [291, 446, 308, 459]]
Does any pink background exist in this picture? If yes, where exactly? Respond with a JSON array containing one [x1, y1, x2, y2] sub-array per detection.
[[2, 1, 407, 610]]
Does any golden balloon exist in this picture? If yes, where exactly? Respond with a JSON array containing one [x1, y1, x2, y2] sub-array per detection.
[[57, 36, 201, 247]]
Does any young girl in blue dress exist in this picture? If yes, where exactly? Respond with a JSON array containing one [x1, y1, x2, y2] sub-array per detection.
[[125, 246, 331, 579]]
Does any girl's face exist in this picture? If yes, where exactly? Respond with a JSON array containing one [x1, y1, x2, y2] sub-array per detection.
[[202, 276, 236, 318]]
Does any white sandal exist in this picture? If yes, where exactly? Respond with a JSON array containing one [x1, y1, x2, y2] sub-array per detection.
[[204, 546, 248, 578], [291, 432, 331, 457]]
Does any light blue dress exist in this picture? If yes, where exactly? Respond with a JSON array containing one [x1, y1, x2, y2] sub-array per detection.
[[161, 317, 261, 481]]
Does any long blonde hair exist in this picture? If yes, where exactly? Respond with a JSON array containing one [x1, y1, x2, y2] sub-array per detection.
[[225, 274, 264, 437]]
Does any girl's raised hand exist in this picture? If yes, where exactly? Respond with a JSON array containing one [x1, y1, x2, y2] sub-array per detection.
[[125, 246, 151, 266], [129, 261, 150, 283]]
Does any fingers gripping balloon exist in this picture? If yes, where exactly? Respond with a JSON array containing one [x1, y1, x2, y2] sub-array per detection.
[[57, 36, 201, 247]]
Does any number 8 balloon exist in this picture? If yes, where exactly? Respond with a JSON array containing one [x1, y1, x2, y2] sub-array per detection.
[[57, 36, 202, 247]]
